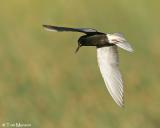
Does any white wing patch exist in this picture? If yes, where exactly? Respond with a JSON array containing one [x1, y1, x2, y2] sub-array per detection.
[[107, 33, 133, 52], [97, 46, 124, 107]]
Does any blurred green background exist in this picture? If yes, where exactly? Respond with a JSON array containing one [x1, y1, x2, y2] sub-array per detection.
[[0, 0, 160, 128]]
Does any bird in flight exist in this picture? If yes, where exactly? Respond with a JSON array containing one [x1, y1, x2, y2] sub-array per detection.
[[43, 25, 133, 107]]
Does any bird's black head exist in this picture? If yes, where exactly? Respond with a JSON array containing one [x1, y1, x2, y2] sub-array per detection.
[[75, 35, 87, 53], [76, 34, 96, 53], [75, 33, 104, 53]]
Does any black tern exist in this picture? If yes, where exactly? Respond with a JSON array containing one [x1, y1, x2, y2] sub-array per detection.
[[43, 25, 133, 107]]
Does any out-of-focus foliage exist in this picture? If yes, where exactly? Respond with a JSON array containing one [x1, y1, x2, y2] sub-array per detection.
[[0, 0, 160, 128]]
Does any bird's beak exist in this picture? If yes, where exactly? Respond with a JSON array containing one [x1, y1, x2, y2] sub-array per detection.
[[75, 44, 81, 53]]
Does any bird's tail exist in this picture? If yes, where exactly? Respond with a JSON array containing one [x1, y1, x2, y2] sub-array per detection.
[[107, 33, 133, 52]]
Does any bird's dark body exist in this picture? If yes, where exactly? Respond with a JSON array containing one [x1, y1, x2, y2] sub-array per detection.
[[78, 33, 114, 48]]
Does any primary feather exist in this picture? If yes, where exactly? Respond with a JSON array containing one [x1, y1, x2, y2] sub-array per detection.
[[97, 45, 124, 107]]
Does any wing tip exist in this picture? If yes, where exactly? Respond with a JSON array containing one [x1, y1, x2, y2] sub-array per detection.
[[116, 99, 124, 107], [113, 94, 124, 107], [42, 24, 58, 32], [125, 45, 134, 52], [42, 24, 49, 29]]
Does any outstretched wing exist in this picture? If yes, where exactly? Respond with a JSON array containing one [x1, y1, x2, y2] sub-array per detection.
[[97, 45, 124, 107], [43, 25, 98, 34]]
